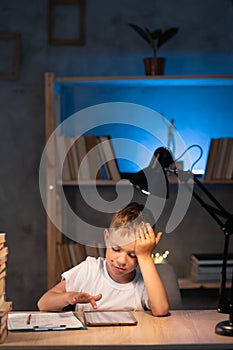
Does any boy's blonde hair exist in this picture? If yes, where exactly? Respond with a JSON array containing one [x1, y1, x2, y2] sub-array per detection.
[[110, 202, 155, 233]]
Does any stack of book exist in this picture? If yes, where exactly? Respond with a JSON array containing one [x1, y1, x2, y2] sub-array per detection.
[[204, 137, 233, 181], [0, 233, 12, 343], [56, 135, 121, 182], [190, 253, 233, 283]]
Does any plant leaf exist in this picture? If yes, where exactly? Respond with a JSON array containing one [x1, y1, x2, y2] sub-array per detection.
[[128, 23, 151, 45], [144, 27, 157, 49], [151, 29, 162, 40], [157, 27, 179, 48]]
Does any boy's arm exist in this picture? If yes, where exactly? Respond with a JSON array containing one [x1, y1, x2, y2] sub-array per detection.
[[37, 279, 102, 312], [135, 224, 169, 317]]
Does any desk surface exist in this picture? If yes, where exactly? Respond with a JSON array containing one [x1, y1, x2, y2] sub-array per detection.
[[1, 310, 233, 349]]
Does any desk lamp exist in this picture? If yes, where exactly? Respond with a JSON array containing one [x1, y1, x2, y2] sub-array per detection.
[[130, 146, 233, 336], [130, 147, 173, 198]]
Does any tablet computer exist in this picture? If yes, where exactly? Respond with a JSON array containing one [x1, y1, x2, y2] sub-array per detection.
[[83, 310, 138, 327]]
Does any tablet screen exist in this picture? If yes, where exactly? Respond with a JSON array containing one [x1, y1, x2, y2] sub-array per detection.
[[83, 310, 138, 326]]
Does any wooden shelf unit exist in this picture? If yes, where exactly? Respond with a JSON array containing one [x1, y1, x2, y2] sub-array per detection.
[[44, 73, 233, 288]]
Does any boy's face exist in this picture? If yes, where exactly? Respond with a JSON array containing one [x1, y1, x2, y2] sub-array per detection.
[[104, 229, 138, 284]]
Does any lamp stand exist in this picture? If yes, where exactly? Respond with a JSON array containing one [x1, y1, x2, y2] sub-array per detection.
[[215, 316, 233, 336], [215, 230, 233, 336], [168, 169, 233, 336]]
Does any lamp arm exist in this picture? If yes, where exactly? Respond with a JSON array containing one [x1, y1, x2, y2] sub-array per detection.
[[174, 170, 231, 225], [168, 168, 233, 319], [146, 146, 233, 335], [192, 174, 231, 220], [187, 185, 226, 229]]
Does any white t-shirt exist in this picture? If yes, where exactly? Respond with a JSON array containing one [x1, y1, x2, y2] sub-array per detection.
[[62, 256, 149, 312]]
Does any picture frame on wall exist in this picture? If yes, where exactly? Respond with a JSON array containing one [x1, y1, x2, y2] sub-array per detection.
[[48, 0, 86, 45], [0, 33, 20, 80]]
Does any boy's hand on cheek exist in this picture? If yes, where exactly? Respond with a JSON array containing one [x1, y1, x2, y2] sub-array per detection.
[[135, 223, 163, 258], [68, 292, 102, 309]]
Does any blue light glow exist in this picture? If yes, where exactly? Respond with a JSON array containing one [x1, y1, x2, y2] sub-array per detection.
[[57, 77, 233, 174]]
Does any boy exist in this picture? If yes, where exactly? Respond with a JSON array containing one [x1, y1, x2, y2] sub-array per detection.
[[37, 202, 169, 316]]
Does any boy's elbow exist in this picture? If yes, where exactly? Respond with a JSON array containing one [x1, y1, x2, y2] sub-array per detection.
[[151, 307, 169, 317], [150, 302, 170, 317]]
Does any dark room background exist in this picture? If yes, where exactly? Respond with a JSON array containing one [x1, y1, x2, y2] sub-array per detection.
[[0, 0, 233, 310]]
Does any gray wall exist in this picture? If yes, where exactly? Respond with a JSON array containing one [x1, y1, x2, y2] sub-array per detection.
[[0, 0, 233, 310]]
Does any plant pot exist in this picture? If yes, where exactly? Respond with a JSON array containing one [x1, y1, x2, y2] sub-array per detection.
[[143, 57, 166, 76]]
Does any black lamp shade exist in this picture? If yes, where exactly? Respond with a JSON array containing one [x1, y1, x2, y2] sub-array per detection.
[[130, 147, 174, 198], [130, 164, 169, 198], [150, 147, 174, 169]]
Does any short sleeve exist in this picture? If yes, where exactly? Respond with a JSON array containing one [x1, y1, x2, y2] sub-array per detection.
[[61, 257, 103, 293], [62, 259, 90, 292]]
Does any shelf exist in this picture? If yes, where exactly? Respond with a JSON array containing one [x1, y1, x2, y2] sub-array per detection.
[[54, 74, 233, 87], [178, 277, 231, 290], [45, 72, 233, 288], [59, 179, 233, 186], [59, 179, 131, 186], [202, 180, 233, 184]]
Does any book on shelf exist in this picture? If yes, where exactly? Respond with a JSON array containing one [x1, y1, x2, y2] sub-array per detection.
[[213, 138, 228, 180], [190, 262, 233, 282], [56, 135, 121, 182], [84, 136, 103, 180], [97, 136, 121, 181], [96, 137, 112, 180], [191, 253, 233, 265], [190, 267, 233, 282], [69, 137, 80, 181], [211, 138, 225, 180], [56, 135, 71, 181], [204, 137, 233, 181], [204, 138, 219, 180], [190, 253, 233, 282], [64, 137, 77, 181], [225, 139, 233, 180], [74, 135, 91, 180], [190, 271, 232, 283]]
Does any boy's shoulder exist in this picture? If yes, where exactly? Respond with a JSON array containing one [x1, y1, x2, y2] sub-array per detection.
[[63, 256, 105, 279], [85, 256, 105, 267], [86, 256, 104, 262]]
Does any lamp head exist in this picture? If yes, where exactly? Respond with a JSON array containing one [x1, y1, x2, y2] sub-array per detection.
[[130, 147, 175, 198], [150, 147, 175, 170]]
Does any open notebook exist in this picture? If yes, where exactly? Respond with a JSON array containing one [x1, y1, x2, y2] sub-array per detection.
[[8, 311, 86, 331]]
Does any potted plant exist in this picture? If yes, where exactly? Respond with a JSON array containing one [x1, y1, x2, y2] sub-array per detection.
[[128, 23, 179, 75]]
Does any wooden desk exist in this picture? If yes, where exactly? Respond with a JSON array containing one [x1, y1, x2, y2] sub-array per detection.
[[1, 310, 233, 349]]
